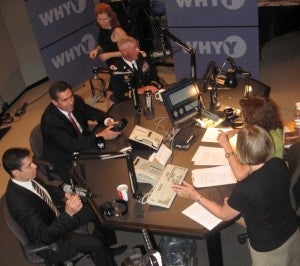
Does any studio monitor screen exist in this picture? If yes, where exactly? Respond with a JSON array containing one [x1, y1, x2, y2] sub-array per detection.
[[161, 78, 200, 125]]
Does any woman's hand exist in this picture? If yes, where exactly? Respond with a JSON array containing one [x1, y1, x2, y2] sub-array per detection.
[[172, 181, 199, 200], [89, 47, 99, 60], [217, 130, 233, 152]]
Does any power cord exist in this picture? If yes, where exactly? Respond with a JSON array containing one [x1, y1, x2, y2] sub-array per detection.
[[5, 90, 48, 123], [15, 102, 28, 117]]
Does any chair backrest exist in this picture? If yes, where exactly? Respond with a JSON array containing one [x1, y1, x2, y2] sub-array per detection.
[[29, 124, 62, 182], [4, 201, 45, 263], [286, 142, 300, 217], [29, 124, 44, 161]]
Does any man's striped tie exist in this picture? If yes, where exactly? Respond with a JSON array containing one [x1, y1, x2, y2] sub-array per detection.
[[31, 180, 60, 217]]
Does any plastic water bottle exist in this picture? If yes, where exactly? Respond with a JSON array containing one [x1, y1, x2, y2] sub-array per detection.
[[145, 90, 152, 112], [144, 90, 154, 119], [294, 102, 300, 130]]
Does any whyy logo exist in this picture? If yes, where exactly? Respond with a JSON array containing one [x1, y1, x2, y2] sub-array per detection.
[[39, 0, 87, 26], [185, 35, 246, 58], [51, 34, 95, 69], [176, 0, 245, 10]]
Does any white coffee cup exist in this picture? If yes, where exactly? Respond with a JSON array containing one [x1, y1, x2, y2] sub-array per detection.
[[116, 184, 129, 201], [154, 89, 165, 102]]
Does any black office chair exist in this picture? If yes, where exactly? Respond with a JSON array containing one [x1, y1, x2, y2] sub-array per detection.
[[29, 124, 62, 183], [4, 201, 57, 264], [286, 142, 300, 218], [4, 201, 85, 265]]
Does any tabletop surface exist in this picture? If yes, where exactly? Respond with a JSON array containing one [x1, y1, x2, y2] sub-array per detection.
[[75, 93, 237, 239]]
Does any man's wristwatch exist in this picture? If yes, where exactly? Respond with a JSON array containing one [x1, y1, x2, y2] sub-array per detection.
[[225, 151, 235, 158]]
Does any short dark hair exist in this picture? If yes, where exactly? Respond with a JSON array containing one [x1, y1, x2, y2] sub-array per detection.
[[2, 148, 31, 176], [49, 81, 72, 101]]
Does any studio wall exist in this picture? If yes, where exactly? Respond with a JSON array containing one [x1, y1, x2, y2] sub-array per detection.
[[24, 0, 103, 88], [0, 0, 46, 105], [165, 1, 260, 81]]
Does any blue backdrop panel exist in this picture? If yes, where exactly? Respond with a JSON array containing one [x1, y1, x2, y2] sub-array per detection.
[[165, 0, 258, 27], [40, 23, 105, 87], [169, 26, 259, 81], [25, 0, 95, 49]]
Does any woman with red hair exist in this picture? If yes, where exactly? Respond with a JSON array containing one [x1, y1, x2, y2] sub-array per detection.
[[89, 3, 127, 67]]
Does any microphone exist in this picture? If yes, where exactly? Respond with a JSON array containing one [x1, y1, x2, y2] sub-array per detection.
[[227, 57, 250, 74], [63, 184, 92, 198], [34, 160, 55, 171], [150, 50, 171, 58]]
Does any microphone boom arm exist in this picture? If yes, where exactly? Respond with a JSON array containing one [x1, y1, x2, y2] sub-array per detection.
[[161, 27, 196, 79], [72, 151, 142, 201]]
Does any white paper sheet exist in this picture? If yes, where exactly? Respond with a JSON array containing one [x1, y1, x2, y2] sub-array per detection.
[[201, 128, 230, 143], [182, 202, 222, 230], [149, 143, 172, 166], [201, 127, 237, 144], [192, 165, 237, 188], [192, 146, 228, 166]]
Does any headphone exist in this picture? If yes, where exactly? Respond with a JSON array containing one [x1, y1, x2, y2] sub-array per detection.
[[99, 199, 128, 217]]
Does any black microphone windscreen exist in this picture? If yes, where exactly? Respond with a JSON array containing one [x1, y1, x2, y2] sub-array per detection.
[[34, 160, 55, 171]]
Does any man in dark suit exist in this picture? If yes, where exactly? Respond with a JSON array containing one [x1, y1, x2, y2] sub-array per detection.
[[109, 36, 159, 103], [3, 147, 114, 265], [40, 81, 127, 253], [41, 81, 121, 183]]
